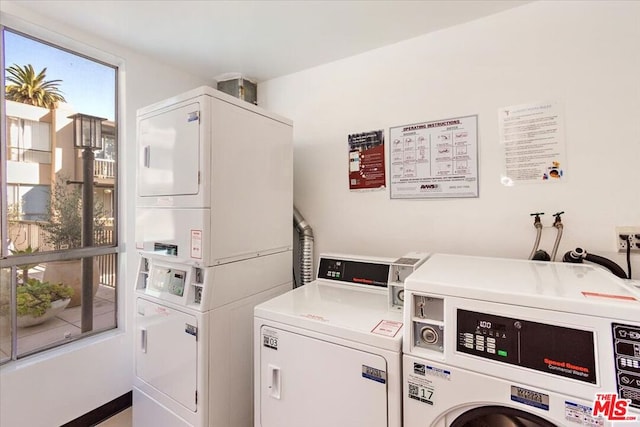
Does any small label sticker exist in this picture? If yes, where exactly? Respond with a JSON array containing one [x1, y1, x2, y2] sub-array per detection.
[[362, 365, 387, 384], [371, 320, 403, 337], [191, 230, 202, 259], [425, 365, 452, 380], [565, 401, 603, 425], [262, 329, 278, 350], [187, 111, 200, 122], [511, 385, 550, 411], [407, 365, 437, 406], [185, 324, 197, 338], [408, 381, 435, 406]]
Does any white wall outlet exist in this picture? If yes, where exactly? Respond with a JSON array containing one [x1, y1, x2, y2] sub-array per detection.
[[616, 226, 640, 252]]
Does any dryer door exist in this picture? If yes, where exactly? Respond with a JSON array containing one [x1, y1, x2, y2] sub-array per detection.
[[135, 298, 198, 411], [450, 406, 558, 427], [137, 101, 201, 198], [258, 326, 389, 427]]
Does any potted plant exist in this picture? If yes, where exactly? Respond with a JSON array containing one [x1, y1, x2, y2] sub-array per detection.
[[9, 245, 39, 283], [0, 278, 74, 328], [41, 177, 106, 307]]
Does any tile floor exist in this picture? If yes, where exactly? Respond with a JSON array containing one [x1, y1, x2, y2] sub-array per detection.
[[0, 284, 117, 359]]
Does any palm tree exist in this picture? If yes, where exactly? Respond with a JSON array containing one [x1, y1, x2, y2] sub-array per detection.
[[5, 64, 66, 109]]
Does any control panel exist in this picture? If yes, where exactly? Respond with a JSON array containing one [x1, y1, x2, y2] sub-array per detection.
[[613, 323, 640, 409], [317, 253, 429, 311], [457, 309, 597, 384], [317, 257, 390, 287], [136, 255, 204, 308]]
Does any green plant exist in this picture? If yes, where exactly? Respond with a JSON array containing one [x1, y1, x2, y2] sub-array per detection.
[[41, 177, 107, 250], [5, 63, 66, 109], [9, 245, 39, 282], [16, 278, 74, 318]]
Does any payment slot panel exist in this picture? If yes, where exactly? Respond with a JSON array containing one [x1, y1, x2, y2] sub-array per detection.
[[136, 255, 205, 309], [411, 294, 445, 355], [388, 253, 430, 311]]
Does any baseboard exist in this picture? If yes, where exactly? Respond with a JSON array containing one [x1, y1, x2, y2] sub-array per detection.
[[61, 391, 132, 427]]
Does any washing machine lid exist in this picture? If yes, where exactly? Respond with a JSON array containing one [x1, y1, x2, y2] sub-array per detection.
[[254, 281, 403, 352], [405, 254, 640, 319]]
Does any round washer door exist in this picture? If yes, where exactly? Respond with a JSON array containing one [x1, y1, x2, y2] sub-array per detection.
[[450, 406, 558, 427]]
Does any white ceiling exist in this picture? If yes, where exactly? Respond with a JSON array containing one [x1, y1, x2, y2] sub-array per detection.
[[8, 0, 530, 82]]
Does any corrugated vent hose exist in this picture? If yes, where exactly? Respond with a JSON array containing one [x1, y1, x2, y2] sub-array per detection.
[[293, 207, 314, 288]]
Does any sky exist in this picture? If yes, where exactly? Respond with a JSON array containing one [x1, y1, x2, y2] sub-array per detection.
[[4, 29, 116, 121]]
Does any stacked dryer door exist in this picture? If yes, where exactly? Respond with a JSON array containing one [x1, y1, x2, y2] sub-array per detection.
[[402, 254, 640, 427]]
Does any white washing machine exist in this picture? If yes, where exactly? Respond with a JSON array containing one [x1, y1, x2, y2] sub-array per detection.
[[254, 253, 429, 427], [403, 254, 640, 427]]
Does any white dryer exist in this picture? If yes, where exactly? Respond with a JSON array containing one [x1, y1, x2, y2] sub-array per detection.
[[254, 253, 429, 427], [133, 86, 294, 427], [403, 254, 640, 427]]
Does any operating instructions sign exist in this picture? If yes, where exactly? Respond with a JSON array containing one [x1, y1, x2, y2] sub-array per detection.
[[389, 115, 478, 199]]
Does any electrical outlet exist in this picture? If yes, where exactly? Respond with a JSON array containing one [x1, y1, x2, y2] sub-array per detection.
[[616, 226, 640, 252]]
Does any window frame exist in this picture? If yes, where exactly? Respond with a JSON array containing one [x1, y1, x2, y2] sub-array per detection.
[[0, 22, 123, 363]]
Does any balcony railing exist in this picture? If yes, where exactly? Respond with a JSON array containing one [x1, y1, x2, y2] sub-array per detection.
[[7, 220, 117, 287], [94, 158, 115, 179]]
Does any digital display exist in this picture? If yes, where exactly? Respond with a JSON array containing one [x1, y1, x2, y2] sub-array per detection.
[[477, 320, 507, 331]]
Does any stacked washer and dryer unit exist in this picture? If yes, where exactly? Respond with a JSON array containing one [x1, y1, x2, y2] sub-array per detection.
[[133, 86, 293, 427], [403, 254, 640, 427]]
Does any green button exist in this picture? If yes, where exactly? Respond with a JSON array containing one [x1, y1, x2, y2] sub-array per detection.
[[498, 350, 508, 357]]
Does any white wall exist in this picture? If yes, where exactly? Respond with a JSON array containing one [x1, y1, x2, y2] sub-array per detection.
[[260, 0, 640, 279], [0, 3, 209, 426]]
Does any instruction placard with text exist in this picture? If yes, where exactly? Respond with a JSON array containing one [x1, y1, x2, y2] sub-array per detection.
[[390, 115, 478, 199]]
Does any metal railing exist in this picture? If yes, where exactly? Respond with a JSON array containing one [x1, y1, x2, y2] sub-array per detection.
[[97, 252, 117, 288], [6, 220, 117, 288]]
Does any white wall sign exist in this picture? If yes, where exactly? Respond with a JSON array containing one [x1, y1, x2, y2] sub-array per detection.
[[499, 102, 566, 186], [390, 115, 478, 199]]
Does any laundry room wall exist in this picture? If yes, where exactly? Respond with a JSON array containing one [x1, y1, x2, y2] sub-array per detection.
[[260, 0, 640, 279], [0, 3, 209, 426]]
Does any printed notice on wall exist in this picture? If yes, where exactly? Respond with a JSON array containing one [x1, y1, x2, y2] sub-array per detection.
[[389, 115, 478, 199], [348, 130, 386, 191], [499, 102, 566, 186]]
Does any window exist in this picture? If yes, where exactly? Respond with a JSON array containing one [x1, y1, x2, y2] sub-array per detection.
[[1, 28, 119, 363], [7, 117, 52, 163]]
